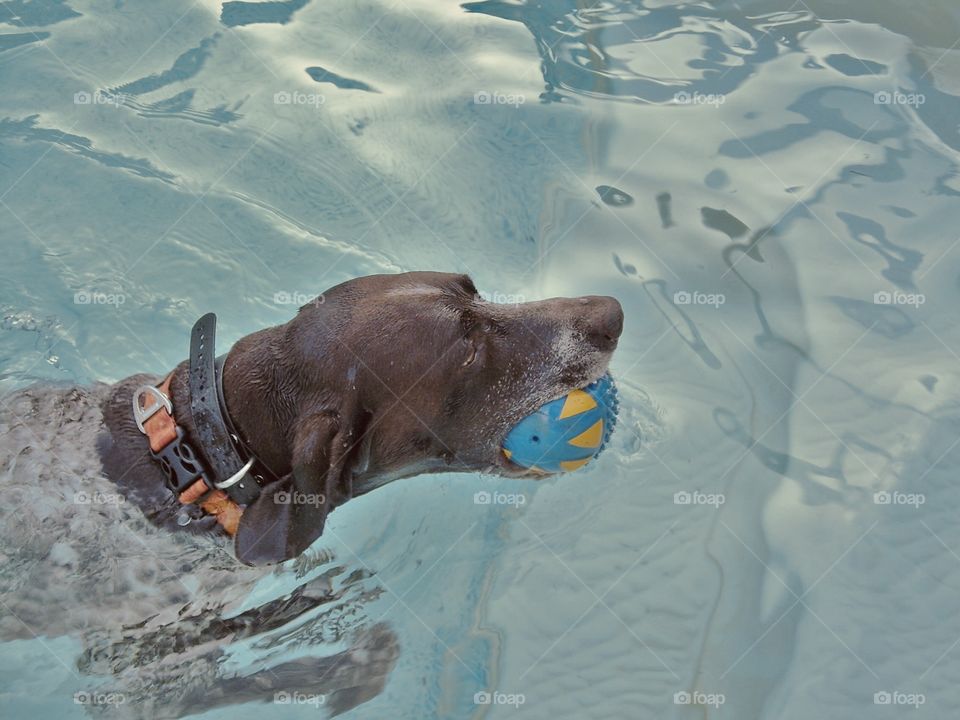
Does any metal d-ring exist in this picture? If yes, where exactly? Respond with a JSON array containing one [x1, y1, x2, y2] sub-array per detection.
[[214, 457, 255, 490], [133, 384, 173, 434]]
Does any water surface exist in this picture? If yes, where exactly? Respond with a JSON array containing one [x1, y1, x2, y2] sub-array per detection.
[[2, 0, 960, 717]]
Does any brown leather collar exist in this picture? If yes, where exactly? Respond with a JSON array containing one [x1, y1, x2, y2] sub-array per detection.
[[136, 374, 243, 535]]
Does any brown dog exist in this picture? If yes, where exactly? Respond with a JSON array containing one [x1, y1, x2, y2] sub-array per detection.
[[0, 271, 621, 715], [100, 271, 623, 565]]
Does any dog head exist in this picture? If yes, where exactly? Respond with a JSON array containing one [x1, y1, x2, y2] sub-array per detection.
[[233, 272, 622, 564]]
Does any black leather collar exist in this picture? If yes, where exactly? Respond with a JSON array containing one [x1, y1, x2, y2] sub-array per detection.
[[187, 313, 269, 505]]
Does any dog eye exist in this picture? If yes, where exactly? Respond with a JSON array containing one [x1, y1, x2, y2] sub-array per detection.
[[460, 333, 486, 368], [462, 339, 479, 367]]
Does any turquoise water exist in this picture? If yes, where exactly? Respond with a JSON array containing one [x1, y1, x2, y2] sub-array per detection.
[[3, 0, 960, 717]]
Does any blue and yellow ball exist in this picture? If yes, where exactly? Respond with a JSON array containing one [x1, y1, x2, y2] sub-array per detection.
[[503, 374, 618, 474]]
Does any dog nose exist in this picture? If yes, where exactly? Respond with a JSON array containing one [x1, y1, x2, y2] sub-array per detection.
[[580, 296, 623, 350]]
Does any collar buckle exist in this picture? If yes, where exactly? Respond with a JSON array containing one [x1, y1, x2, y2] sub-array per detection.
[[133, 384, 173, 434]]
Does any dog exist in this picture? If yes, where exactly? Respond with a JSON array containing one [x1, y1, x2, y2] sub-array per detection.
[[0, 271, 622, 717]]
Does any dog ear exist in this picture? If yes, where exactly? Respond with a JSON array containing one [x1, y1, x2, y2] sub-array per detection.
[[234, 411, 363, 566]]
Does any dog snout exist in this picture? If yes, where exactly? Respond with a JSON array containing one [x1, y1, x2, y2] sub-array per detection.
[[579, 296, 623, 350]]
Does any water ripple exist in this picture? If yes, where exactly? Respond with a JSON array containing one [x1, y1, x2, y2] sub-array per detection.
[[462, 1, 818, 103]]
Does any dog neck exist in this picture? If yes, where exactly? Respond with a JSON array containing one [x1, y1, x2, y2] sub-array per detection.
[[134, 320, 297, 527], [214, 324, 297, 480]]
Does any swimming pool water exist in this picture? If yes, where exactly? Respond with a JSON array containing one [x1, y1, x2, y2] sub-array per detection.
[[2, 0, 960, 718]]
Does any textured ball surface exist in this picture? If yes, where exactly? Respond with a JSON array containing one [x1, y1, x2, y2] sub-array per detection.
[[503, 374, 618, 474]]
